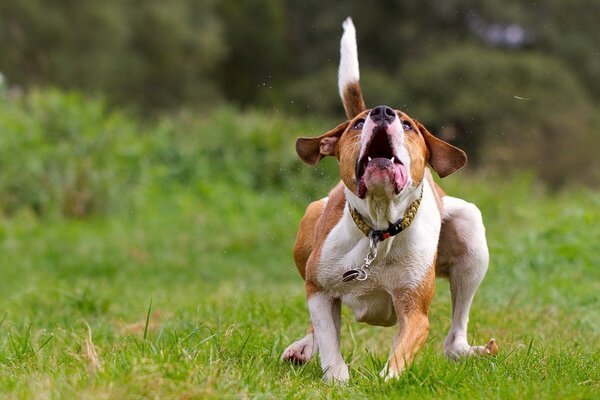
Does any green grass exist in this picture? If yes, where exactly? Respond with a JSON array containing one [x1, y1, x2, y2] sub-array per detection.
[[1, 174, 599, 399]]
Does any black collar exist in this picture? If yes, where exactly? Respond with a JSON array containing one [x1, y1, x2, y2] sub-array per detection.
[[349, 187, 423, 243]]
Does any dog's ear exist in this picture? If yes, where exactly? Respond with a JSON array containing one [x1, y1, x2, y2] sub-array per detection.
[[417, 122, 467, 178], [296, 121, 350, 165]]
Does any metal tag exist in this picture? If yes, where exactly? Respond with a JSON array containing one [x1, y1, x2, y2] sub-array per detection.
[[342, 269, 360, 282]]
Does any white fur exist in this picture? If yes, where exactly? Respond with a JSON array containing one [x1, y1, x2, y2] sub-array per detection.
[[308, 294, 348, 382], [338, 17, 360, 100], [438, 196, 490, 358], [316, 180, 439, 320]]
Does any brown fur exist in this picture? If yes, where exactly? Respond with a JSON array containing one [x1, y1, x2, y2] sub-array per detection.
[[404, 128, 428, 185], [397, 112, 428, 185], [417, 122, 467, 178], [388, 264, 435, 374], [296, 121, 350, 166], [337, 111, 370, 193], [294, 182, 347, 297], [293, 199, 327, 280], [342, 81, 367, 119]]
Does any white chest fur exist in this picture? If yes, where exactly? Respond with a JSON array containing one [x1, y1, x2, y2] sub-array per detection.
[[316, 181, 441, 325]]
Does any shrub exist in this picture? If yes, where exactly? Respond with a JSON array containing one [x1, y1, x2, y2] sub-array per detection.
[[0, 90, 337, 218], [0, 89, 146, 217]]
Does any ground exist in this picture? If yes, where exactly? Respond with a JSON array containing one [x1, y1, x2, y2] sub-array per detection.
[[0, 176, 599, 399]]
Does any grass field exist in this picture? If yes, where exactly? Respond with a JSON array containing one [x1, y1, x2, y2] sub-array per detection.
[[1, 171, 599, 399], [0, 92, 599, 398]]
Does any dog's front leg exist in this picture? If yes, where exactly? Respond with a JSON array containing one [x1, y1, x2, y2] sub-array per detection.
[[382, 279, 433, 380], [307, 290, 348, 383]]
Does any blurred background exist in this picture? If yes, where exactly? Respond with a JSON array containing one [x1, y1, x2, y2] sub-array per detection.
[[1, 0, 599, 221], [1, 2, 599, 397]]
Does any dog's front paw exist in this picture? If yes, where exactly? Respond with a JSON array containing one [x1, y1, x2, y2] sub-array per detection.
[[323, 362, 349, 383], [379, 363, 402, 382]]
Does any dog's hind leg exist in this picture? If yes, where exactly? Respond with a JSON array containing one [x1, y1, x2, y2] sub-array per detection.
[[437, 196, 497, 359]]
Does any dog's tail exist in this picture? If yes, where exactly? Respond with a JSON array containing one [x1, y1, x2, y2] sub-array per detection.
[[338, 17, 367, 119]]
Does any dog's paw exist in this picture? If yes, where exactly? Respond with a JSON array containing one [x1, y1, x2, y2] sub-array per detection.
[[281, 334, 316, 364], [379, 363, 402, 382], [485, 338, 499, 356], [445, 338, 498, 360], [323, 362, 349, 383]]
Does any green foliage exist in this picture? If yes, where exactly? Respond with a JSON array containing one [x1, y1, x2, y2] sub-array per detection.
[[401, 47, 599, 186], [217, 0, 287, 106], [0, 89, 340, 218], [0, 0, 224, 109], [1, 1, 600, 187], [529, 0, 600, 102], [0, 89, 145, 217], [1, 88, 598, 219], [2, 0, 599, 108]]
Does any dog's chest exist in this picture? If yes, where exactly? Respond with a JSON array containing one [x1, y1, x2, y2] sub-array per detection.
[[316, 197, 441, 299]]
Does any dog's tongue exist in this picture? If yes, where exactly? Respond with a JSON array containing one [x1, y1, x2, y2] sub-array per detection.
[[394, 162, 408, 190], [358, 158, 407, 197]]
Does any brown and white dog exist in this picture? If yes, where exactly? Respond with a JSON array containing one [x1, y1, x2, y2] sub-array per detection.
[[281, 18, 496, 382]]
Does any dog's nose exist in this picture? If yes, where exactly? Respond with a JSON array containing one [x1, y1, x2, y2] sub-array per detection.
[[370, 105, 396, 125]]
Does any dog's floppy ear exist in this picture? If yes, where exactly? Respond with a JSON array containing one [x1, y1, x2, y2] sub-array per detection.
[[296, 121, 350, 165], [417, 122, 467, 178]]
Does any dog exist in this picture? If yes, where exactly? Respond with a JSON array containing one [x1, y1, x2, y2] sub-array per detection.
[[281, 18, 497, 382]]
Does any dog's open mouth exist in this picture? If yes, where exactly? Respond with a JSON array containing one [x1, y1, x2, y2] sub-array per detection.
[[356, 128, 407, 198]]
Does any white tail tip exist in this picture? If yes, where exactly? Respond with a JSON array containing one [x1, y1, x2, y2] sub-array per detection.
[[338, 17, 360, 98]]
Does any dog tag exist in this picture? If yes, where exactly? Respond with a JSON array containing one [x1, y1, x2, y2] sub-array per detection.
[[342, 269, 360, 282]]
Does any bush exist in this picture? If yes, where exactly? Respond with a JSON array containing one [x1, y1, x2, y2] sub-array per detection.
[[0, 0, 225, 110], [0, 89, 148, 217], [2, 87, 595, 220], [0, 90, 338, 218], [144, 106, 340, 203]]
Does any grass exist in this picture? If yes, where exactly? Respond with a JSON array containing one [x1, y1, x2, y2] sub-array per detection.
[[1, 173, 599, 399]]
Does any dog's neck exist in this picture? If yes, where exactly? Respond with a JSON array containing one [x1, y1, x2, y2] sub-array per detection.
[[345, 182, 424, 231]]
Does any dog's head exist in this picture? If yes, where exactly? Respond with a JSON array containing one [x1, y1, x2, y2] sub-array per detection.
[[296, 18, 466, 203]]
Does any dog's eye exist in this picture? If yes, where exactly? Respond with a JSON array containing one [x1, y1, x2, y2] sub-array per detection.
[[352, 119, 365, 130], [402, 121, 413, 131]]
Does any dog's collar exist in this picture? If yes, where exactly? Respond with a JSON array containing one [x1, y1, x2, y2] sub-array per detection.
[[349, 186, 423, 243], [342, 186, 424, 283]]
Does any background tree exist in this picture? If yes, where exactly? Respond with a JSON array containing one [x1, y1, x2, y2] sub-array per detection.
[[0, 0, 598, 186]]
